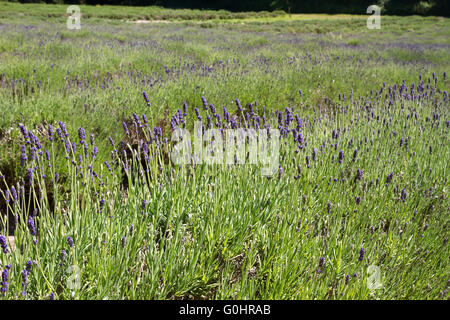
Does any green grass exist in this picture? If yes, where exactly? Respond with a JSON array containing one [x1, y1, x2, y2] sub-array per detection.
[[0, 2, 286, 22], [0, 3, 449, 300]]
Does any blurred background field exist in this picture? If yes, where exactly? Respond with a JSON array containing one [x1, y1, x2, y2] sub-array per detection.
[[0, 3, 448, 154]]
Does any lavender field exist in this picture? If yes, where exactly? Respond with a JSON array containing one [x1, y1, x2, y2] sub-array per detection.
[[0, 3, 449, 300]]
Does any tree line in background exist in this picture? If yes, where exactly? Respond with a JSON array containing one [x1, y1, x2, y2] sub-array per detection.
[[4, 0, 450, 16]]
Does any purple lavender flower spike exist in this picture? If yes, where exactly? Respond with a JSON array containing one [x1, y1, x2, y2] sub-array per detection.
[[355, 168, 363, 181], [0, 235, 8, 253], [78, 128, 86, 145], [58, 121, 69, 137], [319, 257, 325, 268], [1, 268, 9, 296], [183, 102, 188, 117], [386, 172, 394, 184], [133, 113, 141, 128], [28, 216, 36, 236], [235, 98, 243, 112], [60, 250, 66, 266], [338, 150, 344, 164], [201, 96, 208, 110], [10, 187, 17, 202], [123, 122, 129, 135], [67, 236, 74, 248], [21, 269, 28, 296], [25, 260, 32, 273], [143, 91, 151, 107], [345, 274, 350, 285], [48, 124, 54, 141], [359, 247, 365, 261], [401, 188, 407, 202], [20, 145, 28, 167], [99, 199, 105, 213]]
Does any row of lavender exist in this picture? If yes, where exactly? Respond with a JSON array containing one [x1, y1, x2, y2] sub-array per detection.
[[0, 71, 448, 298]]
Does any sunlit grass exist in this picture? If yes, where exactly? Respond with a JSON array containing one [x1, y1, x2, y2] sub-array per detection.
[[0, 2, 449, 300]]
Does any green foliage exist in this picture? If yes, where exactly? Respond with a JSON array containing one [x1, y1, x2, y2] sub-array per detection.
[[0, 3, 449, 300]]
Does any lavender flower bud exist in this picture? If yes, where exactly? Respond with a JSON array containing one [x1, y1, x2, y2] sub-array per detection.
[[0, 235, 8, 253], [355, 168, 363, 181], [143, 91, 150, 107], [338, 150, 344, 164], [67, 236, 74, 248], [1, 268, 9, 295], [122, 122, 129, 135], [345, 274, 350, 285], [78, 128, 86, 144], [25, 260, 32, 273], [353, 148, 358, 161], [359, 247, 365, 261], [108, 137, 115, 148], [319, 257, 325, 268], [20, 146, 28, 167], [58, 121, 69, 137], [4, 190, 9, 204], [99, 199, 105, 213], [401, 188, 407, 202], [201, 96, 208, 109], [10, 187, 18, 202], [386, 172, 394, 184], [60, 249, 66, 266], [21, 269, 28, 285], [28, 216, 36, 236]]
